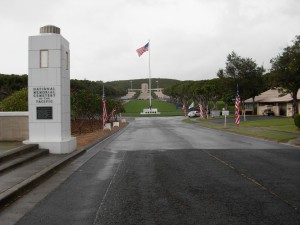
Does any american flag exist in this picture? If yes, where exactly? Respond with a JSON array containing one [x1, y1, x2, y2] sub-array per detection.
[[136, 42, 149, 57], [109, 108, 116, 122], [206, 105, 209, 119], [182, 103, 187, 116], [102, 89, 108, 128], [199, 102, 204, 119], [235, 87, 241, 126]]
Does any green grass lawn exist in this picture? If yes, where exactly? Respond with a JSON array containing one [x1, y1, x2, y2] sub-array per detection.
[[123, 99, 183, 116], [187, 117, 299, 143], [232, 118, 300, 134]]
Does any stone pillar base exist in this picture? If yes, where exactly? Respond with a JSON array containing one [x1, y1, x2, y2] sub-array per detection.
[[23, 137, 77, 154]]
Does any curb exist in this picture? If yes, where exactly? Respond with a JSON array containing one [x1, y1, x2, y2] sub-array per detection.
[[0, 124, 128, 209]]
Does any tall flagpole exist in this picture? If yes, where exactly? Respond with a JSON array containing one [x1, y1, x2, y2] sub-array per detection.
[[148, 40, 151, 109]]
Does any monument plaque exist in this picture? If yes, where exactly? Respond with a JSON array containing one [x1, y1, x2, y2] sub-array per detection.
[[37, 107, 53, 120]]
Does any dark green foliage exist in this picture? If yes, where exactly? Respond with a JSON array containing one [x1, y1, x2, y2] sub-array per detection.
[[0, 73, 128, 99], [0, 88, 28, 111], [270, 35, 300, 116], [71, 90, 101, 120], [294, 114, 300, 128], [70, 79, 125, 97], [0, 74, 28, 101], [71, 89, 124, 132], [217, 51, 266, 107]]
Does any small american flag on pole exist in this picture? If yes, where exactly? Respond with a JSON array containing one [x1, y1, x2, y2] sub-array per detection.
[[182, 103, 187, 117], [206, 105, 209, 119], [102, 87, 108, 128], [235, 86, 241, 126], [136, 42, 149, 57], [109, 108, 116, 122], [199, 102, 204, 119]]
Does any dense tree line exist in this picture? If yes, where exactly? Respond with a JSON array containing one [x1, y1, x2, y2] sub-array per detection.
[[0, 77, 126, 130], [0, 74, 178, 101], [164, 35, 300, 116], [70, 79, 125, 97]]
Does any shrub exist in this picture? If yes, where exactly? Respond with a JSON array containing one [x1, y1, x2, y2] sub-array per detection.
[[294, 114, 300, 129], [0, 88, 28, 111]]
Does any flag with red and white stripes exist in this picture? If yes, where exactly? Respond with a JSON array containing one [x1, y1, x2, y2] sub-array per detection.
[[199, 102, 204, 119], [109, 108, 116, 122], [206, 105, 209, 119], [102, 99, 108, 128], [136, 42, 149, 57], [235, 87, 241, 126], [102, 90, 108, 128], [182, 103, 187, 117]]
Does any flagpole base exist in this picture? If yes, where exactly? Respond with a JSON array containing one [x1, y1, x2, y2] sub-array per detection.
[[140, 108, 160, 114]]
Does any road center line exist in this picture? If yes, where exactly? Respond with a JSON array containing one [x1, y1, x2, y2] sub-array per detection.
[[93, 150, 127, 225]]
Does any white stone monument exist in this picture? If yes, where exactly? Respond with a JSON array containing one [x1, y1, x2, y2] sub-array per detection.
[[24, 25, 76, 154]]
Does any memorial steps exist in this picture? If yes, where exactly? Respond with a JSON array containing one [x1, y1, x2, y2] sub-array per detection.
[[137, 91, 152, 100], [0, 145, 49, 174], [0, 144, 67, 209], [121, 91, 136, 100]]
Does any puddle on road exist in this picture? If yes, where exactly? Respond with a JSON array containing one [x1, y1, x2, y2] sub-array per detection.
[[96, 153, 121, 180]]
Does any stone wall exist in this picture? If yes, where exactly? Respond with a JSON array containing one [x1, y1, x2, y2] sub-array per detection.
[[0, 112, 29, 141]]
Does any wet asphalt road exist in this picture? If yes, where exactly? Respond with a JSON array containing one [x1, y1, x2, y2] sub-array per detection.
[[11, 117, 300, 224]]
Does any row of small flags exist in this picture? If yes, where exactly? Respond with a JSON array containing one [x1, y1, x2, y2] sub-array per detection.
[[182, 102, 208, 119], [235, 86, 241, 126], [102, 86, 117, 129], [102, 100, 117, 128], [183, 86, 241, 127]]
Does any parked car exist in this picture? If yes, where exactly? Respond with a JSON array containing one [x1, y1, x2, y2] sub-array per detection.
[[188, 110, 200, 118], [263, 109, 275, 116]]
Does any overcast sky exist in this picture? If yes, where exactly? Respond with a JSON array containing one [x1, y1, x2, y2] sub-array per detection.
[[0, 0, 300, 82]]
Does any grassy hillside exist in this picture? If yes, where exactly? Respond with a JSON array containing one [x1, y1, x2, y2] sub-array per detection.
[[123, 99, 183, 116]]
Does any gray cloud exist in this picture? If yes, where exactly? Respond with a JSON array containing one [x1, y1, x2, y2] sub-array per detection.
[[0, 0, 299, 81]]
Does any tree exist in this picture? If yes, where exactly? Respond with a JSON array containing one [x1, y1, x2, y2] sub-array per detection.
[[192, 80, 211, 111], [218, 51, 265, 113], [270, 35, 300, 116], [105, 98, 125, 121], [162, 81, 194, 105], [71, 90, 101, 133]]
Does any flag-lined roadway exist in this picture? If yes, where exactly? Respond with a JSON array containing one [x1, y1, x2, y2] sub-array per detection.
[[2, 117, 300, 225]]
